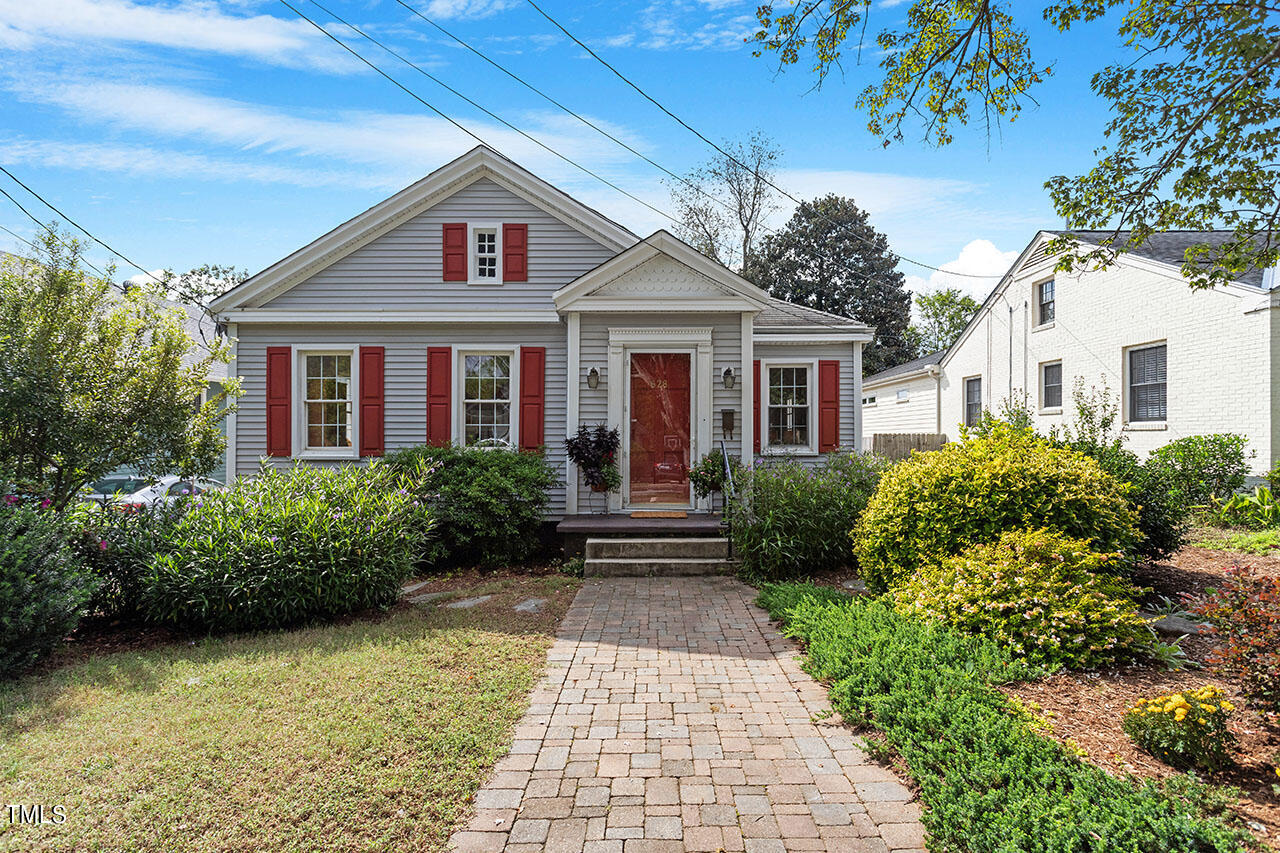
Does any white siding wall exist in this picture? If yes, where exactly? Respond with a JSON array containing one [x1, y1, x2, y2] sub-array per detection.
[[258, 177, 615, 311], [575, 312, 743, 509], [862, 374, 939, 441], [233, 322, 570, 514], [940, 252, 1275, 473], [753, 341, 860, 465]]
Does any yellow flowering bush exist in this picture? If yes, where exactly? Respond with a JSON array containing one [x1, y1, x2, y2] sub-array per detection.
[[1123, 685, 1238, 770], [894, 528, 1152, 669]]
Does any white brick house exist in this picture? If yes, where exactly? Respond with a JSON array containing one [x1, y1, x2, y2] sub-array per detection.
[[862, 230, 1280, 474]]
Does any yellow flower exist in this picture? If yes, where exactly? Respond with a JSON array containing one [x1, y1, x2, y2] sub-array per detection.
[[1221, 701, 1235, 712], [1175, 708, 1188, 722], [1200, 704, 1215, 712]]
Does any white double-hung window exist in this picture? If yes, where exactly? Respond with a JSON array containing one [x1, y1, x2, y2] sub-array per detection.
[[303, 352, 355, 451], [462, 352, 513, 447], [764, 361, 815, 453]]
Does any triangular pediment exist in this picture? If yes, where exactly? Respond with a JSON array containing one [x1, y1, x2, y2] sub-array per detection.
[[591, 255, 732, 299]]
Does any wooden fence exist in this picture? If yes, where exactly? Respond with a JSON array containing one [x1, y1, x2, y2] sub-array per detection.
[[871, 433, 947, 460]]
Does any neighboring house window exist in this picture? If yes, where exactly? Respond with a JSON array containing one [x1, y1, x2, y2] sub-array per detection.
[[766, 365, 811, 450], [1128, 343, 1167, 422], [1037, 280, 1055, 325], [473, 227, 499, 281], [896, 389, 910, 402], [964, 377, 982, 427], [304, 353, 353, 449], [1042, 361, 1063, 410], [862, 394, 877, 406], [462, 353, 512, 446]]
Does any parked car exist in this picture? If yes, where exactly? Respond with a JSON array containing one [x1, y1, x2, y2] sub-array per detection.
[[83, 475, 224, 510]]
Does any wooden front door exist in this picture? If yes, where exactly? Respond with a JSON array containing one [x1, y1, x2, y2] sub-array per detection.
[[628, 352, 692, 505]]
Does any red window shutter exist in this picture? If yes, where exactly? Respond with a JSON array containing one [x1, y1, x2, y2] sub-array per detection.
[[752, 359, 761, 454], [359, 346, 385, 457], [819, 359, 840, 452], [265, 346, 292, 457], [442, 223, 467, 282], [503, 223, 527, 282], [426, 346, 452, 447], [519, 346, 545, 450]]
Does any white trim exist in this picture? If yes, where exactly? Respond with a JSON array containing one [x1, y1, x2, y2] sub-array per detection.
[[740, 312, 753, 466], [1123, 339, 1168, 426], [224, 323, 238, 481], [1039, 359, 1064, 412], [467, 222, 503, 285], [753, 332, 873, 344], [608, 326, 714, 344], [962, 374, 984, 429], [453, 346, 521, 449], [554, 230, 770, 312], [293, 345, 360, 460], [216, 310, 562, 324], [852, 342, 864, 453], [566, 313, 580, 515], [211, 146, 636, 314], [759, 357, 819, 456]]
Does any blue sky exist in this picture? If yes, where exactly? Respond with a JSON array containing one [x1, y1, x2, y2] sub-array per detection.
[[0, 0, 1135, 298]]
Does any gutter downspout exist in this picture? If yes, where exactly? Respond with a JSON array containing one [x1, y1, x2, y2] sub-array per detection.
[[927, 363, 943, 436]]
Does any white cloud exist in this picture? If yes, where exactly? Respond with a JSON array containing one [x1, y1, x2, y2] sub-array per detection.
[[422, 0, 518, 19], [904, 239, 1017, 302], [0, 0, 358, 72], [772, 168, 979, 223]]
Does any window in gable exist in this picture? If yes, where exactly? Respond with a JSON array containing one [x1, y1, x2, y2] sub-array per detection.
[[472, 227, 499, 281], [1037, 280, 1056, 325]]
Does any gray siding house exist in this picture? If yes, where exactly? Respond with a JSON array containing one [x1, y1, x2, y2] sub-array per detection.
[[211, 147, 873, 518]]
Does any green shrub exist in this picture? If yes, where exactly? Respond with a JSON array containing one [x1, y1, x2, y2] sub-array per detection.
[[894, 528, 1153, 670], [384, 444, 556, 568], [1147, 434, 1251, 507], [71, 502, 185, 619], [728, 452, 889, 581], [1, 504, 98, 675], [1208, 486, 1280, 530], [687, 451, 745, 500], [757, 584, 1247, 852], [1064, 440, 1187, 559], [854, 423, 1139, 590], [143, 464, 428, 632], [1190, 566, 1280, 712], [1123, 686, 1238, 771]]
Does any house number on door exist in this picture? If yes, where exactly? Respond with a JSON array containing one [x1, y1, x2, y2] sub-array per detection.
[[652, 379, 668, 389]]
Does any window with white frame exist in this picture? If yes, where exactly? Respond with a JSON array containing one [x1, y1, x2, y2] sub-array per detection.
[[1037, 280, 1055, 325], [472, 227, 499, 281], [896, 388, 910, 402], [1128, 343, 1167, 422], [964, 376, 982, 427], [304, 353, 353, 449], [1041, 361, 1063, 410], [462, 353, 512, 446], [766, 364, 812, 450], [862, 394, 877, 406]]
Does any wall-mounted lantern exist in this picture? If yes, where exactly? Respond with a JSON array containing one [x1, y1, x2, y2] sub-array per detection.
[[587, 367, 601, 390], [722, 366, 735, 390]]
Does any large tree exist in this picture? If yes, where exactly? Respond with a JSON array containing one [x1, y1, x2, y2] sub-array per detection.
[[0, 230, 234, 508], [906, 287, 980, 355], [666, 132, 782, 273], [750, 1, 1280, 289], [744, 194, 913, 374]]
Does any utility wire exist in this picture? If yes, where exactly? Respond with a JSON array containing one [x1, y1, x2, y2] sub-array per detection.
[[285, 0, 875, 336], [524, 0, 999, 280], [0, 185, 110, 279], [0, 164, 158, 283]]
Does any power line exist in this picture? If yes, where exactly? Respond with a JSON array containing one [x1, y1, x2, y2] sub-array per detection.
[[524, 0, 999, 280], [0, 164, 159, 283], [0, 186, 110, 279]]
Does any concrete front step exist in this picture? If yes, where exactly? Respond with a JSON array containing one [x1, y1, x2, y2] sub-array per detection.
[[584, 557, 739, 578], [586, 536, 730, 560]]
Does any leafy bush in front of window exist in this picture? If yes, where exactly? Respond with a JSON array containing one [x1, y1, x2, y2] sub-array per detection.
[[1123, 686, 1238, 771], [1146, 434, 1251, 507], [1190, 566, 1280, 713], [1, 504, 99, 675], [71, 502, 186, 620], [142, 463, 428, 632], [384, 444, 556, 568], [1065, 440, 1188, 560], [894, 528, 1153, 670], [756, 584, 1247, 853], [854, 423, 1139, 590], [729, 452, 889, 581]]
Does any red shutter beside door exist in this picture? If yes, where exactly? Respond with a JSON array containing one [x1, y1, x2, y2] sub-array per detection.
[[442, 223, 467, 281], [426, 346, 452, 447], [266, 346, 292, 457], [503, 223, 527, 282], [818, 360, 840, 452], [752, 359, 761, 455], [359, 346, 385, 457], [519, 346, 545, 450]]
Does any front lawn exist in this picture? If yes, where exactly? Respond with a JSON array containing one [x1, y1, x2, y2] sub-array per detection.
[[0, 572, 578, 853]]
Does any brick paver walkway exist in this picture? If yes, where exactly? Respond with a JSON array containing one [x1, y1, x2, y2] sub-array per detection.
[[449, 577, 926, 853]]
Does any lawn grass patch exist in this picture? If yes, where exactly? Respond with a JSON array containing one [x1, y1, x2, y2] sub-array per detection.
[[0, 574, 578, 853], [757, 583, 1251, 852], [1190, 527, 1280, 555]]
